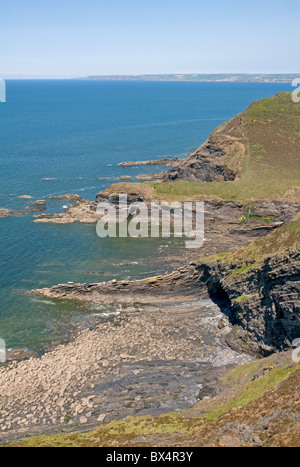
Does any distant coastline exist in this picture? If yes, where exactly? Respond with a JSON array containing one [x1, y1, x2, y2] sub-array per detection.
[[80, 73, 299, 83]]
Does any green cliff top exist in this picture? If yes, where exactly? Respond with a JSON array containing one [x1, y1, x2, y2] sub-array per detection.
[[101, 93, 300, 203]]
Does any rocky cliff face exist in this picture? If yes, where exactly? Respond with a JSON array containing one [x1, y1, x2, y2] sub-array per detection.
[[163, 115, 245, 182], [195, 214, 300, 356], [198, 251, 300, 356]]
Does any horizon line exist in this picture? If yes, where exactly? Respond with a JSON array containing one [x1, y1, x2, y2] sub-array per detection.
[[1, 72, 300, 81]]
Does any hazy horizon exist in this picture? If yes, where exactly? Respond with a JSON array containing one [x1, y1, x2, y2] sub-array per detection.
[[1, 0, 299, 79], [2, 73, 300, 81]]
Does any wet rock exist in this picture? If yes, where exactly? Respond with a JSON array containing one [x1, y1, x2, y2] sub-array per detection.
[[34, 200, 46, 206], [6, 348, 39, 362]]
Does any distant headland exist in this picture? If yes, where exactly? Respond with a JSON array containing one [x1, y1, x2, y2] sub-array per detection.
[[81, 73, 299, 83]]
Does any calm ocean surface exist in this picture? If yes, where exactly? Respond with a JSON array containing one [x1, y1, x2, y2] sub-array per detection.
[[0, 80, 292, 351]]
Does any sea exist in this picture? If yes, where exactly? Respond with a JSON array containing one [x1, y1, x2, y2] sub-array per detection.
[[0, 80, 292, 352]]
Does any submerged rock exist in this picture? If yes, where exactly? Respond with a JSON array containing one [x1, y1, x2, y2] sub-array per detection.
[[49, 194, 82, 202]]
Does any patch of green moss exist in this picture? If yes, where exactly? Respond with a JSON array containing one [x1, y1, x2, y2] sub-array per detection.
[[229, 264, 254, 278], [234, 294, 251, 303], [7, 413, 202, 448], [198, 252, 229, 264]]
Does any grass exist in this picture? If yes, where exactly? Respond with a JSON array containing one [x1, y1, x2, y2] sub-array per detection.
[[204, 365, 299, 421], [7, 355, 300, 447], [6, 413, 201, 448], [234, 294, 251, 303], [293, 212, 300, 222], [100, 93, 300, 203], [227, 220, 300, 264]]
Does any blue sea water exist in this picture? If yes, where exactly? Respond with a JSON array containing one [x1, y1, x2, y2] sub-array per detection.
[[0, 80, 292, 351]]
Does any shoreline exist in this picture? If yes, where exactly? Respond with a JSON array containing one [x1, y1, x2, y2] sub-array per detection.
[[0, 296, 252, 445], [81, 74, 299, 84]]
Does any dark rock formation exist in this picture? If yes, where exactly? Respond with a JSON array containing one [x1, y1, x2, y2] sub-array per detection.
[[198, 251, 300, 356], [162, 115, 245, 182], [0, 204, 47, 218]]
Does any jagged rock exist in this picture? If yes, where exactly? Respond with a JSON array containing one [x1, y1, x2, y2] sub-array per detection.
[[162, 115, 244, 182], [199, 251, 300, 356]]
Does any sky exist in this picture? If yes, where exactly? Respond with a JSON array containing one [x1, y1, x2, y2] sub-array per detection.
[[0, 0, 299, 79]]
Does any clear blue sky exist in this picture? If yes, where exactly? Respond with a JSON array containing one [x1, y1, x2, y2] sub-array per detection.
[[1, 0, 299, 78]]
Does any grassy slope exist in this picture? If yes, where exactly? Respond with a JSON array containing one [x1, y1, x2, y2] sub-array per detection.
[[199, 213, 300, 275], [154, 93, 300, 201], [8, 353, 300, 447], [106, 93, 300, 203]]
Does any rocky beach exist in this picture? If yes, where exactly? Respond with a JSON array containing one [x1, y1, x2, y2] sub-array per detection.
[[0, 297, 252, 444]]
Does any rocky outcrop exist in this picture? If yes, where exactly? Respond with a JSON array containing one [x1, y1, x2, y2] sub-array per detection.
[[33, 212, 300, 357], [33, 263, 205, 306], [163, 115, 245, 182], [33, 199, 99, 224], [135, 172, 164, 180], [199, 251, 300, 356], [0, 204, 47, 218], [118, 158, 180, 167], [34, 249, 300, 357]]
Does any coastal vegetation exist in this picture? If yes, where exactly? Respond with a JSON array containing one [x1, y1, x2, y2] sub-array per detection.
[[8, 353, 300, 447], [102, 93, 300, 203], [200, 212, 300, 272]]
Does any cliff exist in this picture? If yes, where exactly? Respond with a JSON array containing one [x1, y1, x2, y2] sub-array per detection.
[[198, 215, 300, 356], [162, 93, 300, 196], [105, 92, 299, 203], [164, 113, 245, 182]]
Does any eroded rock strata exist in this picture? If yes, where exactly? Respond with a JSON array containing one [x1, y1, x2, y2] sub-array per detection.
[[200, 251, 300, 356], [34, 217, 300, 357], [163, 115, 245, 182]]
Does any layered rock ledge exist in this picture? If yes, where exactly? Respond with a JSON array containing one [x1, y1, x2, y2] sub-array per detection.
[[33, 214, 300, 357]]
